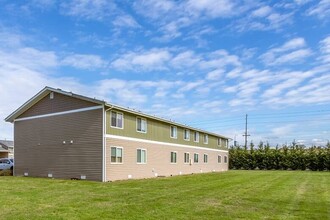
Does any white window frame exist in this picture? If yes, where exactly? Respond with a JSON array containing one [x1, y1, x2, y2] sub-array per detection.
[[110, 111, 124, 129], [217, 138, 221, 146], [193, 131, 199, 143], [184, 152, 190, 164], [170, 125, 177, 139], [137, 148, 147, 164], [224, 155, 228, 163], [136, 117, 147, 133], [170, 151, 177, 164], [204, 154, 208, 163], [194, 153, 199, 163], [218, 155, 222, 163], [203, 134, 208, 144], [225, 140, 228, 148], [110, 146, 123, 164], [183, 129, 190, 141]]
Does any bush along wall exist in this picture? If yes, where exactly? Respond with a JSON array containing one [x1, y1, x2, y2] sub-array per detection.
[[229, 141, 330, 171]]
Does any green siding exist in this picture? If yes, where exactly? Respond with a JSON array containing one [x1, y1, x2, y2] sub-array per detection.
[[106, 109, 228, 150]]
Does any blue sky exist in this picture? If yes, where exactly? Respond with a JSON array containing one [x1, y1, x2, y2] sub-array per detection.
[[1, 0, 330, 146]]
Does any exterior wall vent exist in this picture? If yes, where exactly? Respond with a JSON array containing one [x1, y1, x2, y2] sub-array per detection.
[[80, 175, 86, 180], [128, 174, 132, 179], [24, 172, 29, 176], [154, 173, 158, 177], [48, 173, 53, 178], [50, 92, 54, 99]]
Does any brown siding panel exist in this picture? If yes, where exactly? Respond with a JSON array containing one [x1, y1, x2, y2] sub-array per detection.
[[106, 137, 228, 181], [14, 109, 103, 181], [18, 92, 98, 119]]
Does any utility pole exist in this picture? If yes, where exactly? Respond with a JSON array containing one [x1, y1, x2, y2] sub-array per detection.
[[243, 114, 250, 149]]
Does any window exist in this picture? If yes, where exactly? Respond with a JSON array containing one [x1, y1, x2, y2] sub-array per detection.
[[170, 126, 177, 139], [194, 131, 199, 142], [171, 152, 177, 163], [224, 156, 228, 163], [217, 138, 221, 146], [194, 153, 199, 163], [184, 153, 190, 164], [136, 117, 147, 133], [111, 111, 123, 128], [203, 134, 208, 144], [225, 140, 228, 148], [137, 149, 147, 164], [204, 154, 208, 163], [218, 155, 222, 163], [111, 147, 123, 163], [184, 129, 190, 141]]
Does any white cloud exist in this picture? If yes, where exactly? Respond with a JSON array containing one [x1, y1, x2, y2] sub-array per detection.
[[260, 37, 312, 66], [61, 0, 115, 20], [62, 54, 106, 70], [251, 6, 272, 17], [113, 15, 140, 28], [307, 0, 330, 19], [186, 0, 241, 18]]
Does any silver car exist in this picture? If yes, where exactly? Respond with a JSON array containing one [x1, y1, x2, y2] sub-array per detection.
[[0, 158, 14, 171]]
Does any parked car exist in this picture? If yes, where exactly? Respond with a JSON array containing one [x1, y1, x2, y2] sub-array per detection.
[[0, 158, 14, 171]]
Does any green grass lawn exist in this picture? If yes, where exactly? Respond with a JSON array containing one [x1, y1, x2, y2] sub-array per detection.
[[0, 171, 329, 220]]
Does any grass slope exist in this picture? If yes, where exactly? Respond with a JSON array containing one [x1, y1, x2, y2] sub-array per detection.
[[0, 171, 329, 220]]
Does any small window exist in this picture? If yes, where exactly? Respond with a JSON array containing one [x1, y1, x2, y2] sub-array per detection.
[[218, 155, 222, 163], [111, 147, 123, 163], [224, 155, 228, 163], [184, 152, 190, 164], [136, 117, 147, 133], [111, 111, 123, 129], [203, 134, 208, 144], [171, 152, 177, 163], [193, 131, 199, 142], [194, 153, 199, 163], [204, 154, 208, 163], [137, 149, 147, 164], [217, 138, 221, 146], [50, 92, 54, 99], [225, 140, 228, 148], [170, 126, 177, 139], [184, 129, 190, 141]]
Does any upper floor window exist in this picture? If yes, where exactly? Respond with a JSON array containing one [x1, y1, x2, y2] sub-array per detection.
[[136, 117, 147, 133], [218, 138, 221, 146], [111, 111, 123, 129], [193, 131, 199, 142], [184, 129, 190, 141], [170, 126, 177, 139], [203, 134, 208, 144], [110, 146, 123, 163], [137, 149, 147, 164]]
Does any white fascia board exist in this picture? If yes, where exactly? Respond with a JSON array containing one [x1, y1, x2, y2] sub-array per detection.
[[105, 134, 229, 153]]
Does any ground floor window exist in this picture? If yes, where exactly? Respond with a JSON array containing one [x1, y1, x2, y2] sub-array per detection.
[[224, 155, 228, 163], [171, 152, 177, 163], [204, 154, 208, 163], [137, 149, 147, 164], [218, 155, 222, 163], [184, 152, 190, 164], [194, 153, 199, 163], [111, 146, 123, 163]]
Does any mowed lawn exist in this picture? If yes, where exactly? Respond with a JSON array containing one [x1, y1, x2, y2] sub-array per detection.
[[0, 171, 329, 220]]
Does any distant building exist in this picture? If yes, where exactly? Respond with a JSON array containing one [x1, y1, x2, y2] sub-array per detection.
[[5, 87, 229, 181], [0, 140, 14, 158]]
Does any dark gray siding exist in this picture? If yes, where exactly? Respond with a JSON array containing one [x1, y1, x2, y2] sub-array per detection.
[[18, 92, 98, 119], [14, 108, 103, 181]]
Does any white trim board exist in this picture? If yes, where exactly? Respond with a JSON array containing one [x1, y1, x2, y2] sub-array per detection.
[[105, 134, 229, 153], [14, 105, 103, 122]]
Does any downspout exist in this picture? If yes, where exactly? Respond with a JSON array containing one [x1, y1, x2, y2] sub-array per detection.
[[103, 105, 114, 182]]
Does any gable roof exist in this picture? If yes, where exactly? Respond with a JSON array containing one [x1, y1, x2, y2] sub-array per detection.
[[5, 87, 231, 140], [0, 140, 14, 148], [5, 87, 105, 123]]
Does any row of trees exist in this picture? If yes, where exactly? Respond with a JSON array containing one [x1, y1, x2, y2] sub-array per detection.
[[229, 142, 330, 171]]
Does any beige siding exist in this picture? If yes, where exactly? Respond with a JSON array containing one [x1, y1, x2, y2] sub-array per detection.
[[18, 92, 98, 119], [14, 108, 103, 181], [106, 137, 228, 181]]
